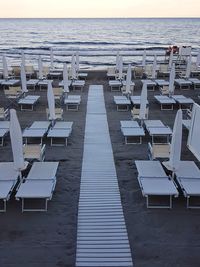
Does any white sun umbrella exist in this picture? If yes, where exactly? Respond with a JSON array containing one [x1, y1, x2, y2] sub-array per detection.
[[152, 54, 157, 79], [3, 54, 8, 79], [185, 54, 192, 79], [20, 63, 28, 94], [196, 50, 200, 68], [50, 48, 54, 70], [63, 63, 69, 93], [169, 63, 175, 97], [142, 49, 146, 67], [10, 109, 26, 172], [125, 64, 132, 95], [21, 51, 26, 67], [168, 49, 173, 69], [118, 56, 123, 80], [163, 109, 182, 173], [75, 51, 79, 71], [38, 55, 43, 80], [47, 81, 56, 122], [71, 54, 77, 80], [116, 51, 120, 71], [139, 82, 148, 122]]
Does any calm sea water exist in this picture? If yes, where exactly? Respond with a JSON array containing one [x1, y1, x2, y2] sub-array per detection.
[[0, 18, 200, 69]]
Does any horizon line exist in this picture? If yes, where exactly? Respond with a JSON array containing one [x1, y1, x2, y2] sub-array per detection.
[[0, 17, 199, 19]]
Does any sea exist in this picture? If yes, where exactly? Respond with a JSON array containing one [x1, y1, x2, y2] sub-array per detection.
[[0, 18, 200, 69]]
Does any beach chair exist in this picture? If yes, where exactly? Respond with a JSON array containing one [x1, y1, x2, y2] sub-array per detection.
[[135, 160, 178, 208], [4, 87, 23, 106], [134, 66, 144, 79], [0, 162, 20, 212], [23, 121, 51, 145], [64, 95, 81, 111], [173, 161, 200, 208], [148, 142, 170, 160], [107, 67, 116, 79], [131, 106, 149, 120], [25, 65, 35, 78], [154, 95, 176, 110], [15, 162, 59, 212], [0, 120, 10, 146], [47, 121, 73, 146], [113, 96, 131, 111], [23, 144, 46, 162], [46, 108, 63, 121], [0, 107, 9, 120], [144, 120, 172, 144], [12, 66, 21, 78], [120, 120, 145, 144], [52, 87, 64, 105], [172, 95, 194, 110]]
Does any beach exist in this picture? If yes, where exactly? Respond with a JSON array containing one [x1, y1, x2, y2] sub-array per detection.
[[0, 70, 200, 266]]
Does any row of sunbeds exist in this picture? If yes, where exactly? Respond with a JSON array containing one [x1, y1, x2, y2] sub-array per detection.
[[135, 160, 200, 209]]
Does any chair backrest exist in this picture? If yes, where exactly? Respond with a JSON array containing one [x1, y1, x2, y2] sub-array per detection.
[[131, 106, 149, 120], [107, 67, 116, 75], [53, 87, 63, 97], [25, 65, 34, 73], [23, 144, 44, 161], [134, 66, 143, 78], [152, 143, 170, 159], [12, 66, 21, 77]]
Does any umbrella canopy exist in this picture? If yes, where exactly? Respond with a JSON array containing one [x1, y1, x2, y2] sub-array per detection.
[[142, 49, 146, 67], [71, 54, 76, 80], [116, 51, 120, 71], [21, 51, 26, 67], [118, 56, 123, 80], [50, 48, 54, 70], [139, 82, 147, 120], [20, 63, 28, 94], [168, 49, 173, 69], [185, 54, 192, 79], [63, 63, 69, 93], [9, 109, 26, 171], [125, 64, 132, 94], [163, 109, 182, 172], [169, 63, 175, 97], [47, 81, 56, 121], [3, 54, 8, 79], [152, 54, 157, 79], [75, 51, 79, 71], [38, 55, 43, 80]]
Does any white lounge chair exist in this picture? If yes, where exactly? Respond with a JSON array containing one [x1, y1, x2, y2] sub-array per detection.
[[173, 161, 200, 208], [16, 162, 59, 212], [114, 96, 131, 111], [23, 144, 46, 162], [144, 120, 172, 144], [0, 162, 20, 212], [47, 121, 73, 146], [154, 95, 176, 110], [120, 120, 145, 144], [135, 160, 178, 208]]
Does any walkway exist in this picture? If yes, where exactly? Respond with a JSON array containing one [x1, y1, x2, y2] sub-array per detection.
[[76, 85, 133, 267]]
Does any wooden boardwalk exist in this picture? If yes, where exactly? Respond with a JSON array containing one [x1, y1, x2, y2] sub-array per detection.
[[76, 85, 133, 267]]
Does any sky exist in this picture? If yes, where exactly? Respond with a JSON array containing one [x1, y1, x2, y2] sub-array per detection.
[[0, 0, 199, 18]]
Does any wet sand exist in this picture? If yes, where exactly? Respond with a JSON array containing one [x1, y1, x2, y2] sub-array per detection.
[[0, 71, 200, 267]]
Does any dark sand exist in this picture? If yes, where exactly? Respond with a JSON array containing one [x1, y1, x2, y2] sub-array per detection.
[[0, 71, 200, 267]]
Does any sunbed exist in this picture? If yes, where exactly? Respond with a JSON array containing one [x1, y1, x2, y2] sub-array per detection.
[[144, 120, 172, 144], [141, 79, 156, 91], [154, 95, 176, 110], [15, 162, 59, 212], [174, 161, 200, 208], [109, 80, 122, 91], [64, 95, 81, 111], [0, 162, 20, 212], [47, 121, 73, 146], [72, 80, 85, 91], [18, 95, 40, 111], [135, 160, 178, 208], [114, 96, 131, 111], [26, 79, 39, 90], [174, 78, 192, 90], [23, 121, 51, 144], [188, 78, 200, 90], [120, 120, 145, 144], [172, 95, 194, 110]]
